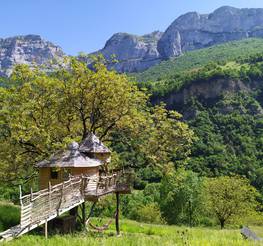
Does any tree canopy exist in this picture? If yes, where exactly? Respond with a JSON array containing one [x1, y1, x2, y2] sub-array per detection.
[[204, 176, 260, 229], [0, 58, 194, 187]]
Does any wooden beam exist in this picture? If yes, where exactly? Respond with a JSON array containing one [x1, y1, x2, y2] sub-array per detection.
[[44, 220, 48, 239], [115, 192, 120, 236], [82, 202, 86, 230]]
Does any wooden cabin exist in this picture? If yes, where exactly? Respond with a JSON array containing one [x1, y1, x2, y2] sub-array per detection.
[[36, 133, 111, 189]]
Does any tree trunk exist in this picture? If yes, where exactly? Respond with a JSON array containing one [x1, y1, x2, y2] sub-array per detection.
[[220, 219, 225, 229], [188, 201, 193, 227], [82, 202, 86, 229]]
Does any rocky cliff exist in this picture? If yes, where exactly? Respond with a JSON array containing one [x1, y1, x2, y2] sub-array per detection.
[[0, 35, 64, 77], [94, 6, 263, 72], [158, 6, 263, 58], [2, 6, 263, 76], [90, 31, 163, 72]]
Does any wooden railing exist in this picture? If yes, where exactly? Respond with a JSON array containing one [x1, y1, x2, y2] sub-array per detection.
[[19, 171, 132, 229], [0, 171, 132, 241], [19, 176, 84, 228]]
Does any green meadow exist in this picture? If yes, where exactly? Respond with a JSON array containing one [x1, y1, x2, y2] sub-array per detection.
[[3, 220, 263, 246]]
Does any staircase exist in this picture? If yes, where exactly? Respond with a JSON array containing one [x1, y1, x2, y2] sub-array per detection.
[[0, 172, 131, 242]]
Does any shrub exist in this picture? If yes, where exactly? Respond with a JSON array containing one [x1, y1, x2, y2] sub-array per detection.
[[137, 203, 163, 224]]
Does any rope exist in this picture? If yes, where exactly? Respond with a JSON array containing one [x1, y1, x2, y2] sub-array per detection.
[[87, 217, 114, 232], [85, 201, 116, 232]]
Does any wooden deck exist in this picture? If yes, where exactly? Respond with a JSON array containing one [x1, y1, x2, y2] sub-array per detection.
[[0, 172, 132, 242]]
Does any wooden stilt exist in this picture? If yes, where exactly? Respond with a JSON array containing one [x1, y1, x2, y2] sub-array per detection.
[[82, 202, 86, 229], [19, 185, 22, 206], [115, 192, 120, 236], [45, 220, 48, 239]]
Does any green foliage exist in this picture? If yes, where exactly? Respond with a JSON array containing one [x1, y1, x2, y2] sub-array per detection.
[[204, 176, 260, 229], [187, 93, 263, 184], [121, 183, 162, 222], [0, 58, 193, 188], [134, 38, 263, 82], [0, 202, 20, 232], [160, 169, 204, 226], [137, 203, 163, 224]]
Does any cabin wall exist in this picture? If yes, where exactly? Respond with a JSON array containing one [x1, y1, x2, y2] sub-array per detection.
[[39, 167, 99, 190], [71, 167, 99, 176]]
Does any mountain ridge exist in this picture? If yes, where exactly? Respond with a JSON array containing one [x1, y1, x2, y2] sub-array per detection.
[[2, 6, 263, 75]]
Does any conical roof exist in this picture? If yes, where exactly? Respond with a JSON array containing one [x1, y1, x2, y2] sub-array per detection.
[[36, 141, 102, 168], [79, 133, 111, 154]]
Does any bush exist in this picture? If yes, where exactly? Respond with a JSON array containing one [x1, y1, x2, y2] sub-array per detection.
[[137, 203, 163, 224]]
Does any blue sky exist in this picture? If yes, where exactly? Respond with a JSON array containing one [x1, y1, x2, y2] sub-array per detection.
[[1, 0, 263, 55]]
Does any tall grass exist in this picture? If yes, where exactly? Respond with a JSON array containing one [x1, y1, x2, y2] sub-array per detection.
[[3, 219, 262, 246], [0, 201, 20, 232]]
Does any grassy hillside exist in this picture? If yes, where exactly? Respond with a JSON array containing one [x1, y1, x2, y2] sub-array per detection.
[[4, 220, 263, 246], [134, 38, 263, 82]]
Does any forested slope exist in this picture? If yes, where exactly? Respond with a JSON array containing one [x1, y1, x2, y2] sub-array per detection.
[[135, 44, 263, 195]]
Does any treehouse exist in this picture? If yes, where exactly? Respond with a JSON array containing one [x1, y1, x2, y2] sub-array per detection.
[[0, 133, 132, 242], [36, 133, 111, 189]]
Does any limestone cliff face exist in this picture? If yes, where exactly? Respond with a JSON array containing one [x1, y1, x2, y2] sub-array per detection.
[[91, 31, 163, 72], [2, 6, 263, 75], [93, 6, 263, 72], [0, 35, 64, 77], [158, 6, 263, 58], [153, 78, 262, 111]]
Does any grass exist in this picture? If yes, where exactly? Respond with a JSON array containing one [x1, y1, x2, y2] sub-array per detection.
[[134, 38, 263, 82], [3, 219, 263, 246], [0, 201, 20, 232]]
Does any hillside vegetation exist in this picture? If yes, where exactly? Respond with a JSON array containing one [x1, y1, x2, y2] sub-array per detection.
[[134, 38, 263, 82]]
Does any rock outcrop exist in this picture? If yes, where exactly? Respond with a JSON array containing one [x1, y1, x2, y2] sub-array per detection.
[[153, 78, 263, 112], [158, 6, 263, 58], [0, 35, 64, 77], [94, 6, 263, 72], [2, 6, 263, 75], [90, 31, 163, 72]]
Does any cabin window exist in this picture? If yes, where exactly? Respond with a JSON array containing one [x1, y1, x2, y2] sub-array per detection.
[[50, 168, 59, 179]]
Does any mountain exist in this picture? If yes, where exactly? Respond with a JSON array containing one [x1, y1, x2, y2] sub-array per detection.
[[94, 6, 263, 72], [0, 35, 64, 77], [135, 38, 263, 82], [158, 6, 263, 58], [144, 50, 263, 182], [90, 31, 163, 72], [2, 6, 263, 75]]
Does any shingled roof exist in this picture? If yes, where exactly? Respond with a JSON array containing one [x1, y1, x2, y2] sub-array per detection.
[[79, 133, 111, 154], [36, 142, 102, 168]]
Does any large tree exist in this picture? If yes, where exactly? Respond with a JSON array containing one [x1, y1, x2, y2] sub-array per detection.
[[160, 168, 204, 226], [0, 58, 194, 186], [204, 176, 259, 229]]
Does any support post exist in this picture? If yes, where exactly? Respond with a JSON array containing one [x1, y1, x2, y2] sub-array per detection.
[[115, 192, 120, 236], [19, 185, 22, 206], [19, 185, 22, 227], [45, 219, 48, 239], [82, 202, 86, 229], [30, 187, 33, 202], [48, 182, 51, 214]]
